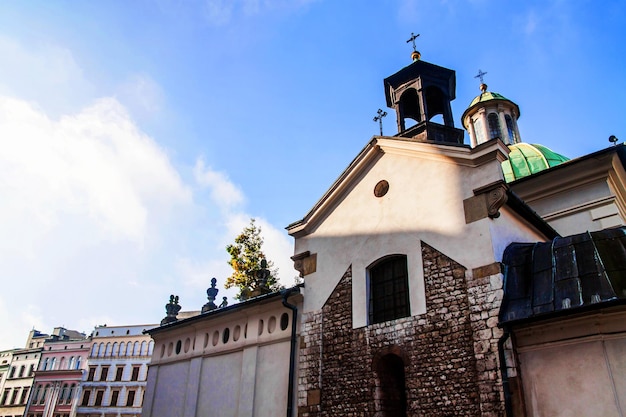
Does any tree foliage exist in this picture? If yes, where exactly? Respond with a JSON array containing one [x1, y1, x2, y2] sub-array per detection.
[[225, 219, 279, 300]]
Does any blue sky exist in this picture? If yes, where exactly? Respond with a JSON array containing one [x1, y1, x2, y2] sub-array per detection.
[[1, 0, 624, 349]]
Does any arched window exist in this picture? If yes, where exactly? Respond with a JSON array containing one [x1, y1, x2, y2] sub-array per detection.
[[105, 343, 112, 356], [368, 255, 410, 324], [68, 356, 75, 370], [32, 385, 41, 405], [148, 341, 154, 356], [473, 117, 486, 144], [91, 343, 98, 357], [41, 384, 50, 405], [59, 357, 65, 370], [374, 353, 408, 417], [67, 384, 75, 404], [126, 342, 133, 356], [59, 384, 68, 404], [487, 112, 501, 140], [112, 342, 118, 356], [18, 365, 25, 377], [140, 341, 147, 356], [29, 364, 35, 376], [50, 357, 56, 370], [505, 114, 518, 144], [9, 366, 16, 378], [98, 342, 105, 357], [75, 356, 82, 369], [119, 342, 126, 357], [133, 341, 140, 356]]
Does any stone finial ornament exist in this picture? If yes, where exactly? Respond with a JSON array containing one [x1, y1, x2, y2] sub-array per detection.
[[202, 278, 219, 313], [161, 294, 181, 326], [256, 259, 271, 290]]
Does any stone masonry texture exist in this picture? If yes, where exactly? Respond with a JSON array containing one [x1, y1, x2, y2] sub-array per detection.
[[297, 241, 506, 417]]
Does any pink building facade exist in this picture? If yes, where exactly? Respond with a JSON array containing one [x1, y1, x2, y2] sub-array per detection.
[[25, 339, 89, 417]]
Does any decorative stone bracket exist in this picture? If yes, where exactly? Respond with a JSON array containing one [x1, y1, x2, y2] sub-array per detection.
[[291, 251, 317, 278], [464, 180, 509, 223]]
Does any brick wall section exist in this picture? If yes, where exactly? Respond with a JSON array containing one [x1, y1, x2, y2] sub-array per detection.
[[298, 242, 493, 416], [466, 265, 508, 417]]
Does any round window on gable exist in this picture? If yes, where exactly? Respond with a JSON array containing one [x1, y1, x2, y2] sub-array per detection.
[[374, 180, 389, 198]]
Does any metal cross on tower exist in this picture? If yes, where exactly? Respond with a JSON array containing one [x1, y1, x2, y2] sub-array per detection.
[[474, 69, 488, 84], [373, 109, 387, 136], [406, 32, 420, 52]]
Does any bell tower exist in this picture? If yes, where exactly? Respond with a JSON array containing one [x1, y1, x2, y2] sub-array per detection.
[[383, 37, 464, 144]]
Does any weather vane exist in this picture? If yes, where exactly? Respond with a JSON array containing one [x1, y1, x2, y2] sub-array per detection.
[[475, 69, 488, 92], [373, 109, 387, 136]]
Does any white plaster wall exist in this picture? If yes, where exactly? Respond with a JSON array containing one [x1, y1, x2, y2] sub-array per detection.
[[254, 342, 290, 417], [294, 146, 538, 327], [488, 209, 547, 263], [520, 339, 625, 417], [144, 296, 300, 417], [198, 352, 243, 417], [150, 361, 191, 417]]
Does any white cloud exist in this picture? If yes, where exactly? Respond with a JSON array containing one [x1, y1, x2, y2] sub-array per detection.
[[0, 94, 193, 349], [116, 73, 166, 118], [194, 158, 245, 210], [0, 36, 95, 116]]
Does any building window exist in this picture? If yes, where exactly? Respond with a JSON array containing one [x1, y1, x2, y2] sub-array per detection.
[[66, 384, 75, 404], [9, 366, 16, 378], [80, 390, 91, 406], [473, 117, 485, 144], [87, 367, 96, 381], [20, 387, 29, 404], [29, 364, 35, 375], [75, 357, 82, 369], [110, 390, 120, 407], [487, 112, 501, 140], [130, 366, 140, 381], [94, 390, 104, 407], [369, 255, 410, 324], [126, 390, 136, 407], [100, 366, 109, 381], [119, 342, 125, 357], [59, 385, 68, 404], [10, 388, 19, 405], [32, 385, 41, 405], [115, 366, 124, 381], [18, 365, 25, 377], [505, 114, 518, 144], [1, 388, 9, 405], [40, 385, 50, 405]]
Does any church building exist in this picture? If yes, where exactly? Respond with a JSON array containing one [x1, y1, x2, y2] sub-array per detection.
[[142, 48, 626, 417]]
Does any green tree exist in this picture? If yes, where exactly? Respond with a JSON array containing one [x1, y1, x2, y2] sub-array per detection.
[[225, 219, 280, 300]]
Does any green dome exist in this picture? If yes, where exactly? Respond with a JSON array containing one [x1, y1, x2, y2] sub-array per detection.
[[467, 91, 512, 108], [502, 143, 570, 183]]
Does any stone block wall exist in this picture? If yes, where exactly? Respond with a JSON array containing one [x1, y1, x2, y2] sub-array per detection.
[[297, 242, 505, 416]]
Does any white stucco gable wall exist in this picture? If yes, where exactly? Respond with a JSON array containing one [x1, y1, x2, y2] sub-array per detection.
[[291, 138, 537, 328]]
